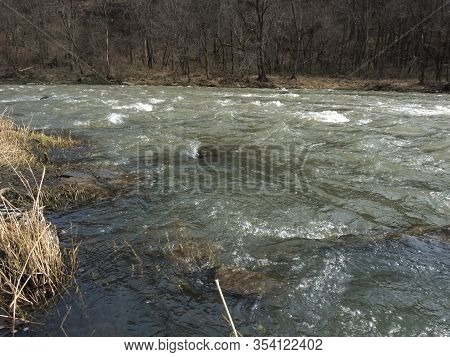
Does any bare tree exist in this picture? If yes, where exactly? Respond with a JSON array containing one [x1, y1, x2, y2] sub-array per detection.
[[0, 0, 448, 83], [247, 0, 272, 81], [58, 0, 83, 74]]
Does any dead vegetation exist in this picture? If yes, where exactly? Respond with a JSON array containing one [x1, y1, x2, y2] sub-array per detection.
[[0, 114, 80, 333], [163, 219, 219, 271], [0, 114, 129, 210], [0, 114, 78, 167], [0, 169, 77, 333]]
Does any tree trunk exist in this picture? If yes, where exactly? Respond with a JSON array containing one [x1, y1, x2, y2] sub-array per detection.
[[364, 0, 370, 77], [230, 28, 234, 75], [203, 30, 210, 79], [290, 0, 302, 79], [103, 2, 111, 78], [254, 0, 269, 82], [145, 38, 153, 69]]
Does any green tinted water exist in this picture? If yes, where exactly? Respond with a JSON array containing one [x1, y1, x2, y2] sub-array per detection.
[[1, 85, 449, 336]]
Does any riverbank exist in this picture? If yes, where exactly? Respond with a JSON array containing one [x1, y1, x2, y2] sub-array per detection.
[[1, 68, 449, 93], [129, 73, 450, 93], [0, 115, 77, 332], [0, 115, 135, 333]]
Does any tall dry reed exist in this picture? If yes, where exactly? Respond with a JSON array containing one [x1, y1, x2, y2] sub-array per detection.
[[0, 168, 77, 333]]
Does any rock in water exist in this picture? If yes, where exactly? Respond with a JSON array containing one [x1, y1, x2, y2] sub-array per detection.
[[401, 225, 450, 243], [214, 267, 281, 298], [59, 170, 97, 181]]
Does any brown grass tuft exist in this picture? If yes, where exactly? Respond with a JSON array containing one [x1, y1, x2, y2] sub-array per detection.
[[163, 219, 219, 270], [0, 168, 77, 333], [0, 114, 78, 167]]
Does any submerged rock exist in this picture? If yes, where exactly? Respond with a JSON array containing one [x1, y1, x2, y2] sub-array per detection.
[[94, 168, 124, 180], [337, 225, 450, 245], [159, 220, 282, 298], [59, 170, 97, 181], [163, 220, 219, 271], [214, 267, 281, 298], [93, 168, 134, 187], [55, 171, 111, 202], [386, 225, 450, 243], [39, 167, 136, 210]]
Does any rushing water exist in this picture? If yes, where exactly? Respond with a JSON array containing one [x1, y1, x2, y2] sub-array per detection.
[[1, 84, 449, 336]]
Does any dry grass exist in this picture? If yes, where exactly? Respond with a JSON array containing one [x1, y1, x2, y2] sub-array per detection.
[[40, 183, 106, 210], [0, 168, 77, 333], [0, 114, 78, 167], [167, 219, 219, 269], [161, 219, 219, 273], [170, 238, 218, 269]]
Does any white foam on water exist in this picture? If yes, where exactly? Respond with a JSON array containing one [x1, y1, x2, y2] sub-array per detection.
[[134, 103, 154, 111], [136, 134, 150, 143], [73, 120, 90, 127], [112, 105, 128, 110], [217, 99, 233, 106], [435, 105, 450, 114], [66, 98, 87, 104], [173, 96, 184, 102], [429, 192, 450, 214], [101, 99, 119, 105], [357, 118, 372, 125], [251, 100, 284, 107], [304, 221, 347, 240], [0, 95, 41, 103], [165, 105, 174, 112], [270, 100, 283, 107], [393, 104, 450, 116], [184, 140, 202, 159], [308, 111, 350, 123], [107, 113, 126, 125], [236, 219, 346, 240], [113, 103, 153, 112], [149, 98, 165, 104], [285, 92, 300, 98], [406, 154, 445, 173]]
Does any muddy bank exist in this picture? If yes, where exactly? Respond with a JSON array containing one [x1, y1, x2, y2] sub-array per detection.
[[1, 68, 449, 93]]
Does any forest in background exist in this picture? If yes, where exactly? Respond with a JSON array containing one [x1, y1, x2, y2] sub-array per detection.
[[0, 0, 449, 85]]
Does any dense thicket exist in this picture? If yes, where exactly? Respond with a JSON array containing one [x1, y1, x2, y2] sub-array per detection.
[[0, 0, 449, 83]]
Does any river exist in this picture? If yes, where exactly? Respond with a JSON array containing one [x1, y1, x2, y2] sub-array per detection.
[[1, 84, 449, 336]]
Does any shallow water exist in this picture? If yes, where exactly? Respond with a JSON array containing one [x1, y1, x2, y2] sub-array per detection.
[[1, 84, 449, 336]]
